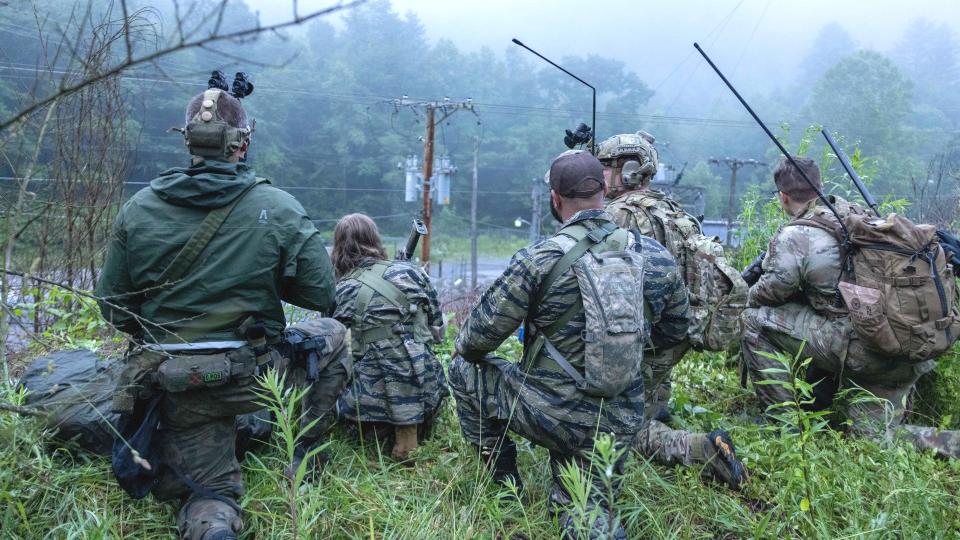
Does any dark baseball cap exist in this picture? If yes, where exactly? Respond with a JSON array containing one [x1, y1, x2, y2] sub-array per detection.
[[548, 151, 605, 198]]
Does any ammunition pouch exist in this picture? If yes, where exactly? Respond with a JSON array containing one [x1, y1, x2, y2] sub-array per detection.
[[112, 349, 167, 415], [155, 346, 259, 393]]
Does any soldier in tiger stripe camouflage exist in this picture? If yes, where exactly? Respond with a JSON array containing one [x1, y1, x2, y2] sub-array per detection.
[[331, 214, 447, 462], [449, 151, 729, 539]]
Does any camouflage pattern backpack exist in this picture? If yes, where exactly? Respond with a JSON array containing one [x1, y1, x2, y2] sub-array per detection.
[[789, 197, 960, 362], [524, 222, 648, 398], [607, 190, 748, 351]]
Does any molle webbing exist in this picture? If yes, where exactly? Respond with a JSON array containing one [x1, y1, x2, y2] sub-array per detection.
[[523, 222, 627, 370], [352, 262, 416, 347]]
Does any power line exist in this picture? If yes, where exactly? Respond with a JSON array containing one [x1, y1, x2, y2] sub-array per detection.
[[0, 63, 761, 128], [0, 177, 532, 195]]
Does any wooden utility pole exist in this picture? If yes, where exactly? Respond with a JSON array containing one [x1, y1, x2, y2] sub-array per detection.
[[529, 177, 543, 244], [421, 107, 436, 268], [392, 97, 474, 270], [470, 134, 479, 289], [709, 157, 765, 246]]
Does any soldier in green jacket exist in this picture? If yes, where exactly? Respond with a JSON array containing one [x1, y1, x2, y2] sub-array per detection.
[[96, 86, 343, 539], [331, 213, 447, 461]]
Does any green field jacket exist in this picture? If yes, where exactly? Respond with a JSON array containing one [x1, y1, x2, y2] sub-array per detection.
[[95, 160, 335, 343]]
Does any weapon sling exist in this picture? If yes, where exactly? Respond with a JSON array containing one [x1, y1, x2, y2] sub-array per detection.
[[156, 178, 266, 285]]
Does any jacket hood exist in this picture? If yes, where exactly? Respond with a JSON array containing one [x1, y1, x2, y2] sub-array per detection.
[[150, 160, 260, 209]]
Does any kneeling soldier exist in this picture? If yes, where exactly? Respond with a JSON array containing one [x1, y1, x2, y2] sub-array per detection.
[[332, 213, 447, 461]]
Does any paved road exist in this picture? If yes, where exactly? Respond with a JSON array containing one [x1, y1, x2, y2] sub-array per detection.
[[428, 258, 508, 290]]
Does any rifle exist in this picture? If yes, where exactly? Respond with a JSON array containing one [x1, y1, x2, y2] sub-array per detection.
[[396, 219, 428, 261], [741, 251, 766, 286]]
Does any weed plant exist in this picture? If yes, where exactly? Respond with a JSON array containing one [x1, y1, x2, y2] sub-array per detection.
[[3, 337, 960, 538]]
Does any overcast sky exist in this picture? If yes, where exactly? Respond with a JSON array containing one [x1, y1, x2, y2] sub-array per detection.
[[244, 0, 960, 108]]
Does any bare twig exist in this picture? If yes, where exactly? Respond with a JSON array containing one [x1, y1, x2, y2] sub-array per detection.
[[0, 401, 44, 417], [0, 0, 366, 134]]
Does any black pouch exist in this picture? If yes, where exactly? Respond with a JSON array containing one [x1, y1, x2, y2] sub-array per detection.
[[112, 394, 164, 499]]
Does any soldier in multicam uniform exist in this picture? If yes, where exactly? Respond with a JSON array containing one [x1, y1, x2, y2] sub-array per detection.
[[97, 86, 347, 539], [742, 156, 960, 458], [449, 151, 691, 538], [331, 213, 447, 462], [598, 132, 748, 489]]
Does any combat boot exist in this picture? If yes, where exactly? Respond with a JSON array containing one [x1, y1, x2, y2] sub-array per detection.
[[391, 424, 419, 462], [476, 439, 524, 497], [178, 498, 242, 540], [692, 429, 748, 490], [284, 437, 329, 482]]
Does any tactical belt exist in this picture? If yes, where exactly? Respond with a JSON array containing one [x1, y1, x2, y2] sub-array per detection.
[[144, 340, 247, 353]]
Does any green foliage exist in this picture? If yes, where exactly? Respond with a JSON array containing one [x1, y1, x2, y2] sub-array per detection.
[[733, 186, 784, 269], [912, 344, 960, 430], [14, 287, 113, 351], [3, 334, 960, 538]]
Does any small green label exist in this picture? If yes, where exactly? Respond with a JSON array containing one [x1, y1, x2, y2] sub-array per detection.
[[203, 371, 225, 383]]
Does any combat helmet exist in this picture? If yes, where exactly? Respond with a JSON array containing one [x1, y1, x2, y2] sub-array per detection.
[[596, 131, 659, 196]]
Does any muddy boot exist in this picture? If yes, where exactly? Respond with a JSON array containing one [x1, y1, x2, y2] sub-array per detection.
[[284, 437, 329, 483], [900, 424, 960, 460], [178, 498, 243, 540], [693, 429, 748, 490], [391, 424, 419, 462], [476, 439, 524, 498]]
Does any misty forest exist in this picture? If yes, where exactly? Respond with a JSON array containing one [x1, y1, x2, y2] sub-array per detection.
[[1, 0, 960, 538]]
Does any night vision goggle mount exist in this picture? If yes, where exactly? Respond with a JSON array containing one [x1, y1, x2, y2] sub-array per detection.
[[174, 71, 256, 160]]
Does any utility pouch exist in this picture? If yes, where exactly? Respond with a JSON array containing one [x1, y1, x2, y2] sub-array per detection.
[[155, 347, 256, 393], [112, 349, 167, 414]]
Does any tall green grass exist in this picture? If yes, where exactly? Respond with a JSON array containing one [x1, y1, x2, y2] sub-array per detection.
[[3, 343, 960, 539]]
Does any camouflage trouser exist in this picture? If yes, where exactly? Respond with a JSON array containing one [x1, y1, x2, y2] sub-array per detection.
[[337, 337, 447, 427], [283, 320, 352, 443], [633, 418, 699, 466], [448, 355, 638, 518], [741, 303, 938, 441], [151, 371, 262, 539], [643, 341, 690, 421]]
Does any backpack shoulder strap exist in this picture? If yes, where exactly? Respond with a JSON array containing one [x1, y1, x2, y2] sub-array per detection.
[[354, 261, 408, 311], [787, 213, 848, 251], [157, 178, 266, 285], [536, 222, 617, 307], [540, 227, 630, 338]]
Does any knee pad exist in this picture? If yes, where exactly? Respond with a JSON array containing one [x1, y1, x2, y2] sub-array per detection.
[[178, 498, 242, 540]]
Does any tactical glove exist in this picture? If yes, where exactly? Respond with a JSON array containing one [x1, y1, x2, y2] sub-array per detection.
[[741, 251, 766, 286]]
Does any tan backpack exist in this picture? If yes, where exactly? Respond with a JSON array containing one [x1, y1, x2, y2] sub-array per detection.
[[790, 197, 960, 362], [608, 191, 748, 351]]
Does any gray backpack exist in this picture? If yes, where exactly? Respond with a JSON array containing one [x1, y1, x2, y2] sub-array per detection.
[[524, 222, 648, 398]]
